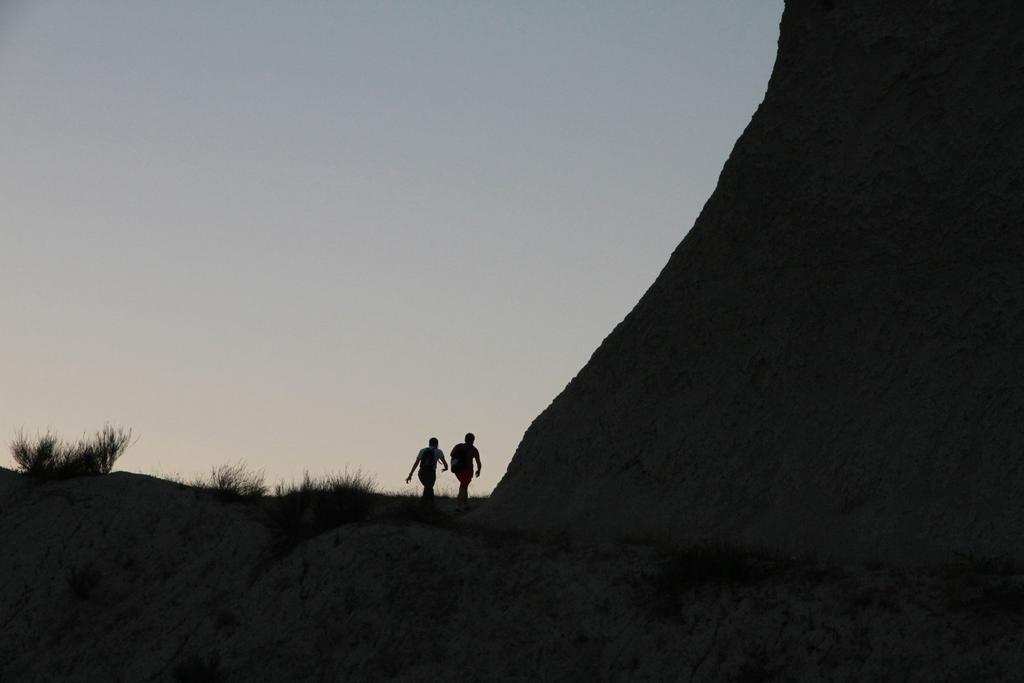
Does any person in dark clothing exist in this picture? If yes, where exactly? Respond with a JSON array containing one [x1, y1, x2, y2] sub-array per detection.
[[406, 437, 448, 502], [449, 432, 481, 512]]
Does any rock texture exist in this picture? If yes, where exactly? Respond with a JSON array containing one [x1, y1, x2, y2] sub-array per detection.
[[481, 0, 1024, 563]]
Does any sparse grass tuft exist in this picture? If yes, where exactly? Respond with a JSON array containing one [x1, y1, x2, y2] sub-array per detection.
[[266, 477, 315, 549], [11, 431, 61, 477], [264, 471, 377, 551], [310, 471, 377, 528], [70, 425, 134, 475], [11, 425, 133, 479], [173, 652, 223, 683], [196, 461, 267, 502]]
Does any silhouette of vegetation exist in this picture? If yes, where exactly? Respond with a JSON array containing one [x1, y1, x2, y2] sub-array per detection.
[[196, 461, 267, 502], [310, 472, 377, 528], [172, 652, 223, 683], [10, 425, 133, 479], [266, 479, 313, 548], [265, 472, 376, 551], [65, 564, 99, 601]]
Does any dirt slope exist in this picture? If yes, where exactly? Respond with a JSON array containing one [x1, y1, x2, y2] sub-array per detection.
[[480, 0, 1024, 564], [4, 469, 1024, 681]]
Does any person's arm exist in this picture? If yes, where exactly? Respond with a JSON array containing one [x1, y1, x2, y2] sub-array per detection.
[[405, 453, 421, 483], [474, 450, 482, 478], [437, 450, 448, 472]]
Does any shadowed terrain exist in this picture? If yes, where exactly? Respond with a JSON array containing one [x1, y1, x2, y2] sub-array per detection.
[[482, 0, 1024, 564], [4, 468, 1024, 681], [8, 0, 1024, 678]]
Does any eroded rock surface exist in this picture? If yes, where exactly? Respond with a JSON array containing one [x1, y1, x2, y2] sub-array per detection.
[[482, 0, 1024, 563]]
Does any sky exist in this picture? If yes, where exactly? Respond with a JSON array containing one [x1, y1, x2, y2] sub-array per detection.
[[0, 1, 783, 493]]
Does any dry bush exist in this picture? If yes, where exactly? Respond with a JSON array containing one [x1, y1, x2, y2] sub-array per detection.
[[196, 461, 267, 502], [266, 477, 315, 548], [265, 471, 377, 551], [310, 471, 377, 529], [10, 426, 132, 479], [69, 425, 134, 475], [11, 432, 62, 477]]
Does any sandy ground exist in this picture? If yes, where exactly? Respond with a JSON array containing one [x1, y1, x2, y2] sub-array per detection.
[[3, 468, 1024, 681]]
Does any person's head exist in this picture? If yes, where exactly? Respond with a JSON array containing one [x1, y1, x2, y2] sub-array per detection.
[[465, 433, 475, 444], [428, 437, 439, 448]]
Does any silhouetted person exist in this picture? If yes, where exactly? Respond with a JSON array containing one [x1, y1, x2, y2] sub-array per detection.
[[406, 437, 447, 503], [449, 432, 481, 512]]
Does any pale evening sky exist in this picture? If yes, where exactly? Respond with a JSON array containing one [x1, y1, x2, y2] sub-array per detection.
[[1, 1, 783, 493]]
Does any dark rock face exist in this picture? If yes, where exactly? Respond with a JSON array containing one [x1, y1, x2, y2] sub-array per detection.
[[484, 0, 1024, 563]]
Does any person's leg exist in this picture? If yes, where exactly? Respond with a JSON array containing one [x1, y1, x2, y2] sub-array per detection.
[[456, 469, 471, 509], [419, 469, 436, 503]]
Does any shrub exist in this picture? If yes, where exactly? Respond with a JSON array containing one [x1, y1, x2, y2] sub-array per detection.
[[197, 461, 267, 502], [69, 425, 134, 475], [11, 431, 62, 477], [173, 652, 222, 683], [10, 425, 132, 479], [265, 471, 377, 551], [266, 477, 315, 549], [310, 472, 376, 529]]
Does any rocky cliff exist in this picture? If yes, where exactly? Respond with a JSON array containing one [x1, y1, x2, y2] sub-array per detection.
[[482, 0, 1024, 564]]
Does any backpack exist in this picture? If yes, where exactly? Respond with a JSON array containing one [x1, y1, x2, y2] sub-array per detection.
[[420, 447, 437, 471], [450, 444, 469, 473]]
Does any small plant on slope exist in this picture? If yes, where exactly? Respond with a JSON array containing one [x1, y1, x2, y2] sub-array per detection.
[[197, 461, 267, 501], [309, 471, 376, 529], [11, 431, 62, 477], [265, 471, 377, 551], [10, 425, 133, 479]]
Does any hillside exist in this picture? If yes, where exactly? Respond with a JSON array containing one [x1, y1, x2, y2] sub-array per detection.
[[4, 468, 1024, 681], [482, 0, 1024, 564]]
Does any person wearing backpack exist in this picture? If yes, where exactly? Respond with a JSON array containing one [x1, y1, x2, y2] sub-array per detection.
[[406, 437, 448, 502], [449, 432, 481, 512]]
